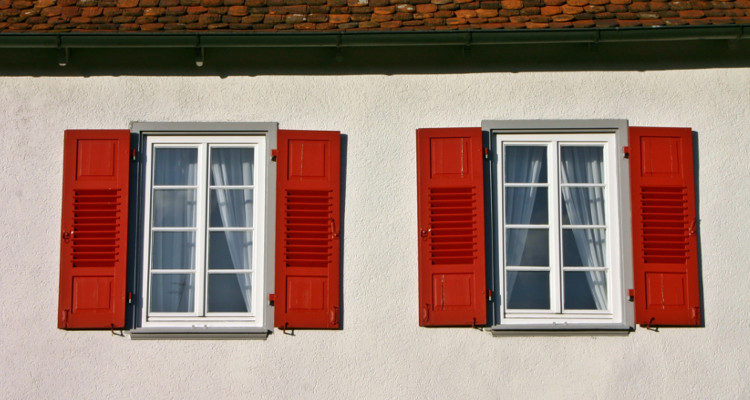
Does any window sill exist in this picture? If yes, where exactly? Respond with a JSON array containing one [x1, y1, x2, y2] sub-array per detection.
[[129, 327, 270, 340], [490, 323, 633, 336]]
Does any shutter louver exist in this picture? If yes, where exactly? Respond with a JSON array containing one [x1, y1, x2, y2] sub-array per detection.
[[629, 126, 701, 326], [58, 130, 130, 329], [417, 128, 487, 326], [275, 130, 341, 329]]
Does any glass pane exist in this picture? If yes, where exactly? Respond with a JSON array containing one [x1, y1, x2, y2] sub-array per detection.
[[505, 187, 548, 225], [563, 229, 606, 267], [505, 145, 547, 183], [560, 146, 604, 184], [152, 232, 195, 270], [150, 273, 194, 313], [209, 189, 254, 227], [506, 228, 549, 266], [564, 271, 607, 310], [210, 147, 255, 186], [506, 271, 550, 310], [208, 231, 253, 270], [208, 273, 252, 313], [153, 148, 197, 186], [562, 187, 606, 225], [153, 189, 196, 227]]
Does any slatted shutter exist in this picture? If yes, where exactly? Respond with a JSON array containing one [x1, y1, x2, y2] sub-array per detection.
[[58, 130, 130, 329], [275, 130, 341, 329], [629, 126, 701, 326], [417, 128, 487, 326]]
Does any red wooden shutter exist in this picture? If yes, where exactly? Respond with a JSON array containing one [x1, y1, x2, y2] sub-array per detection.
[[58, 130, 130, 329], [417, 128, 487, 326], [275, 130, 341, 329], [629, 126, 700, 326]]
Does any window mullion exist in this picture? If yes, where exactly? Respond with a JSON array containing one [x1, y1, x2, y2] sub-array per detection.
[[550, 141, 562, 314], [194, 143, 209, 317]]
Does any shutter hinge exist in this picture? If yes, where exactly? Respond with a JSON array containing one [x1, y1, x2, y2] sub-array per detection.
[[62, 309, 69, 328], [483, 147, 490, 160], [628, 289, 635, 301], [330, 218, 339, 239], [127, 292, 133, 304], [623, 146, 631, 159], [270, 149, 278, 161], [421, 304, 430, 323], [688, 219, 697, 237], [268, 293, 275, 306], [131, 149, 137, 161], [330, 305, 339, 327], [487, 289, 492, 302]]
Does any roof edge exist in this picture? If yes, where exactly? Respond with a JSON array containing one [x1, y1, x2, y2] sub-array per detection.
[[0, 25, 748, 49]]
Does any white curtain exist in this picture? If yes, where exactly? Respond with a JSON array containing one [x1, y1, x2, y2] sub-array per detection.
[[209, 148, 254, 312], [560, 147, 607, 310], [151, 148, 197, 313], [504, 146, 546, 302]]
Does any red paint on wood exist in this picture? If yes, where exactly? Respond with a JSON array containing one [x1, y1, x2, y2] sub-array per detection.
[[629, 126, 701, 326], [274, 130, 341, 329], [58, 130, 130, 329], [417, 127, 487, 326]]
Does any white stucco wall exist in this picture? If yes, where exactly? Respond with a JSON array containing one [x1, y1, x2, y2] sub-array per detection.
[[1, 70, 749, 399]]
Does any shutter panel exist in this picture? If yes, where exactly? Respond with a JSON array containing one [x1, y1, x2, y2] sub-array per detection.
[[58, 130, 130, 329], [417, 128, 487, 326], [629, 126, 701, 326], [275, 130, 341, 329]]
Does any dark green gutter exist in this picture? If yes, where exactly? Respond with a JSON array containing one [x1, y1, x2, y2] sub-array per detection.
[[0, 25, 748, 50]]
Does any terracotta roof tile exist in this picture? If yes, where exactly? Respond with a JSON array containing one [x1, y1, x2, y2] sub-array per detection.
[[0, 0, 746, 31]]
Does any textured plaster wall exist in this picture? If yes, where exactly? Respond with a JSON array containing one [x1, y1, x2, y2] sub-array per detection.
[[1, 70, 749, 399]]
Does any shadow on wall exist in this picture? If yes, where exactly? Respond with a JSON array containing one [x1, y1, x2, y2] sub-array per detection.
[[1, 39, 749, 76]]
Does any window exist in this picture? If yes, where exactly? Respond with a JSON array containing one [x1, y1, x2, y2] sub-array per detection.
[[58, 124, 343, 336], [140, 135, 267, 329], [489, 121, 630, 328], [416, 121, 700, 331]]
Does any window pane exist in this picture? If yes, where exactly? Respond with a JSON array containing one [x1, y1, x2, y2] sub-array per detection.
[[153, 148, 197, 186], [561, 187, 606, 226], [506, 187, 548, 225], [564, 271, 607, 310], [210, 148, 255, 186], [563, 229, 606, 267], [506, 228, 549, 266], [208, 273, 252, 313], [560, 146, 604, 184], [506, 271, 550, 310], [153, 189, 196, 227], [209, 189, 254, 228], [150, 273, 194, 312], [208, 231, 252, 270], [505, 146, 547, 183], [152, 232, 195, 270]]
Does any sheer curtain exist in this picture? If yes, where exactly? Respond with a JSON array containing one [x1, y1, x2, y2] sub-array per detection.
[[209, 148, 254, 312], [560, 147, 607, 310], [151, 148, 197, 313], [505, 146, 546, 302]]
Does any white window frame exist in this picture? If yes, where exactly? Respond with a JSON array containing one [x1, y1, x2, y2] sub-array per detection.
[[483, 120, 634, 332], [130, 122, 277, 339]]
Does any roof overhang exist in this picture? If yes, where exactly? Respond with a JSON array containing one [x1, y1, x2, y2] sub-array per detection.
[[1, 25, 748, 75]]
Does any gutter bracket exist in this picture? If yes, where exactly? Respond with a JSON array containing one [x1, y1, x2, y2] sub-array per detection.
[[588, 30, 600, 52], [335, 33, 343, 62], [57, 36, 68, 67], [462, 32, 472, 58], [728, 27, 741, 51], [195, 35, 204, 67]]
